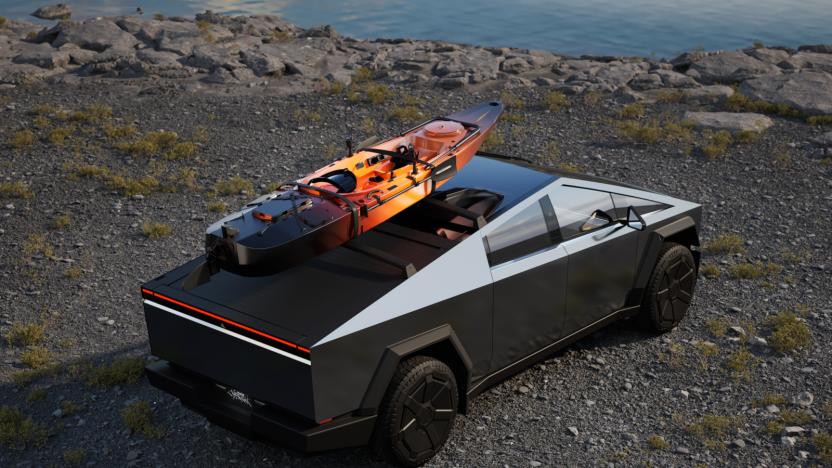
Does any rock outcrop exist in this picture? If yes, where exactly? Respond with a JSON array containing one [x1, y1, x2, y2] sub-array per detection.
[[739, 71, 832, 115], [0, 6, 831, 120], [683, 111, 774, 133]]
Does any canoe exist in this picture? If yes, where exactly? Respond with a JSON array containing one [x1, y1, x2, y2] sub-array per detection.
[[199, 101, 503, 279]]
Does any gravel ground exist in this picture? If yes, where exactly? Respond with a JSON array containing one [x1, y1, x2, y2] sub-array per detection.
[[1, 80, 831, 467]]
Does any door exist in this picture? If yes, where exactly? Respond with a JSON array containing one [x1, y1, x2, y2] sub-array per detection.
[[550, 186, 639, 333], [485, 196, 567, 371]]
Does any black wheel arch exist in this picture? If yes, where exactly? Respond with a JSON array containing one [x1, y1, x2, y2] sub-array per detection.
[[626, 216, 700, 308], [359, 325, 473, 416]]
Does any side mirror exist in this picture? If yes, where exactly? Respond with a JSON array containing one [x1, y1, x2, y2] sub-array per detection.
[[626, 206, 646, 231], [580, 209, 614, 232]]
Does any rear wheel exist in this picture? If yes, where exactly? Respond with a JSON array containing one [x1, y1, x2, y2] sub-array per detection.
[[373, 356, 458, 467], [640, 242, 697, 333]]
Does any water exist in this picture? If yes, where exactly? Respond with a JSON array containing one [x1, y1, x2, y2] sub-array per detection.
[[1, 0, 830, 57]]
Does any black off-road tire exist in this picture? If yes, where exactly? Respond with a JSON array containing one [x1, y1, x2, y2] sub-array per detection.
[[640, 242, 697, 333], [372, 356, 458, 467]]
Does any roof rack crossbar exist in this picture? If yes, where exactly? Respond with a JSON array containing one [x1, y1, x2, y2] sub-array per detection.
[[343, 242, 417, 279]]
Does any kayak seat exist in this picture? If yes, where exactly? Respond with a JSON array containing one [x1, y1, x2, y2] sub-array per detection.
[[308, 169, 357, 193]]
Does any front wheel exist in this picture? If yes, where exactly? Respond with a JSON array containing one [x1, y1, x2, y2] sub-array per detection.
[[372, 356, 458, 467], [640, 242, 697, 333]]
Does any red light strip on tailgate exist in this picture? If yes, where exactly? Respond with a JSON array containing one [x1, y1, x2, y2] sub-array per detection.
[[141, 288, 311, 354]]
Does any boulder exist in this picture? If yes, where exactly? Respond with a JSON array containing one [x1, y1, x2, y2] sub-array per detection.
[[253, 41, 331, 76], [188, 44, 243, 71], [683, 111, 774, 133], [432, 48, 500, 84], [798, 44, 832, 54], [780, 52, 832, 73], [653, 69, 699, 88], [157, 36, 204, 56], [300, 24, 337, 39], [739, 71, 832, 115], [241, 49, 285, 76], [0, 62, 60, 84], [12, 42, 70, 69], [688, 51, 780, 84], [629, 73, 663, 90], [136, 48, 182, 67], [501, 56, 532, 74], [52, 19, 139, 52], [32, 4, 71, 20], [627, 84, 734, 104], [745, 47, 790, 65]]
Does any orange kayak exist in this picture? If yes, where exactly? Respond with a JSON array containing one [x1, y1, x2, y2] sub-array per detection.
[[202, 101, 503, 277], [299, 100, 504, 234]]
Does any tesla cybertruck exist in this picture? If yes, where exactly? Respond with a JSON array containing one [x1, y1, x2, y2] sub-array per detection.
[[141, 152, 701, 466]]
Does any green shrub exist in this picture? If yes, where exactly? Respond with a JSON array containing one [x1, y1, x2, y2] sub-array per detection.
[[52, 214, 71, 230], [0, 406, 48, 449], [84, 356, 145, 387], [207, 201, 228, 212], [815, 432, 832, 464], [164, 141, 197, 160], [390, 105, 425, 123], [10, 130, 36, 150], [699, 263, 720, 279], [768, 310, 811, 353], [5, 322, 45, 346], [63, 448, 87, 466], [702, 130, 733, 159], [214, 176, 253, 195], [704, 234, 744, 254], [121, 401, 164, 438], [725, 347, 759, 381], [544, 91, 568, 112], [141, 221, 172, 239], [0, 181, 34, 199], [728, 262, 781, 280], [807, 115, 832, 126], [500, 90, 525, 110], [647, 434, 668, 450], [619, 103, 646, 119], [366, 84, 391, 104], [20, 347, 52, 369]]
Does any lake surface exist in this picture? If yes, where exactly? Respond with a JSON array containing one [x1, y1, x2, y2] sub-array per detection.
[[1, 0, 830, 57]]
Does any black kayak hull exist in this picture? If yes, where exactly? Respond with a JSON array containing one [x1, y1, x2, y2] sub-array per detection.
[[205, 190, 353, 276]]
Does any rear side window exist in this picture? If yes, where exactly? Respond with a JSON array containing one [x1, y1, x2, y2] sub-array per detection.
[[485, 196, 558, 266], [611, 194, 670, 219], [550, 186, 615, 240]]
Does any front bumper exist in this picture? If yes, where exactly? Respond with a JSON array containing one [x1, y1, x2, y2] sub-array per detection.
[[145, 361, 377, 453]]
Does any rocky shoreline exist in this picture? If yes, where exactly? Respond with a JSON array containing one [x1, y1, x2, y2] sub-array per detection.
[[0, 8, 831, 114], [2, 5, 832, 468]]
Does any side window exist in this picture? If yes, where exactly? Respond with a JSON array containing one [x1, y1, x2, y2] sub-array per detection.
[[485, 196, 558, 266], [549, 186, 615, 240], [611, 194, 670, 219]]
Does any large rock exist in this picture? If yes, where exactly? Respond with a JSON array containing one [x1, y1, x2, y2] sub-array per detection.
[[739, 71, 832, 115], [433, 48, 500, 84], [188, 44, 244, 70], [798, 44, 832, 54], [688, 51, 780, 84], [240, 49, 284, 76], [780, 52, 832, 73], [0, 62, 60, 84], [683, 111, 774, 133], [32, 4, 71, 20], [624, 84, 734, 104], [12, 42, 70, 69], [52, 19, 139, 52], [252, 40, 331, 76], [745, 47, 790, 65]]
